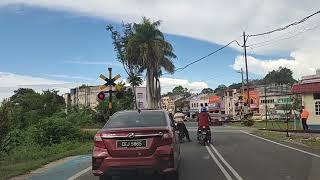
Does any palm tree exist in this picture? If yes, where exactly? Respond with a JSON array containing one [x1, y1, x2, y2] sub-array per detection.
[[127, 73, 143, 109], [126, 17, 176, 108], [107, 23, 143, 109]]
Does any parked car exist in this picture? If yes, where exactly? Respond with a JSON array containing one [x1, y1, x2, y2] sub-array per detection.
[[92, 110, 180, 180]]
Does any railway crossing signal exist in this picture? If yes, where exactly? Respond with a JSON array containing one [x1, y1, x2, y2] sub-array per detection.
[[97, 92, 105, 101], [97, 68, 121, 110]]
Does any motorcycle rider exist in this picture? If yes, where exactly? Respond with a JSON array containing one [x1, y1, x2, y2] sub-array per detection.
[[197, 107, 212, 142], [173, 109, 191, 142]]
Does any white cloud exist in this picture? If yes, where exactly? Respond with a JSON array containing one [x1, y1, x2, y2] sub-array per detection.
[[0, 72, 79, 101], [44, 74, 93, 81], [1, 1, 319, 51], [64, 60, 121, 66], [143, 77, 208, 94], [1, 1, 320, 79], [232, 53, 317, 79]]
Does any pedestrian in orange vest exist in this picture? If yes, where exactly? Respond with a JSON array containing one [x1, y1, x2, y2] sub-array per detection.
[[300, 106, 309, 130]]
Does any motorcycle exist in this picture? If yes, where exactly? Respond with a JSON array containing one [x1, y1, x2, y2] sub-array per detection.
[[197, 126, 211, 146], [175, 122, 186, 143]]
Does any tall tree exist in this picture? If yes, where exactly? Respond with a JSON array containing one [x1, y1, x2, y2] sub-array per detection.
[[214, 84, 227, 96], [126, 17, 176, 108], [264, 67, 296, 85], [127, 74, 143, 108], [172, 86, 188, 95], [228, 83, 242, 89], [107, 23, 143, 109], [201, 88, 214, 94]]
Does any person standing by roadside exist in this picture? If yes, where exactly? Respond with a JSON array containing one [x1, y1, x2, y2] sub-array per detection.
[[300, 106, 309, 130]]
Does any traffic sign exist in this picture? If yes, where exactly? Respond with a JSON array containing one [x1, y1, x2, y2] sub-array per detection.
[[98, 68, 121, 111], [99, 73, 121, 91]]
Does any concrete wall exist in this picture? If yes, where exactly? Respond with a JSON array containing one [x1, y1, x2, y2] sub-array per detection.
[[160, 96, 174, 113], [69, 86, 100, 109], [302, 93, 320, 128], [189, 95, 209, 115], [135, 87, 148, 109]]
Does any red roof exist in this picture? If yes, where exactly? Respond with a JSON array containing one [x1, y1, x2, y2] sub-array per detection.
[[292, 82, 320, 94]]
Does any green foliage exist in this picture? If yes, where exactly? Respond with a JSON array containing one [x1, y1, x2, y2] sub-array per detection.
[[162, 92, 173, 97], [0, 141, 93, 179], [34, 117, 81, 146], [241, 113, 254, 126], [0, 99, 13, 154], [125, 17, 176, 108], [241, 118, 255, 127], [0, 88, 97, 179], [108, 17, 177, 108], [65, 108, 94, 127], [264, 67, 296, 85], [172, 85, 188, 95], [41, 90, 65, 116], [214, 84, 227, 96], [292, 94, 302, 111], [96, 87, 134, 118], [127, 74, 143, 87], [229, 83, 242, 89], [201, 88, 214, 94], [162, 86, 191, 98]]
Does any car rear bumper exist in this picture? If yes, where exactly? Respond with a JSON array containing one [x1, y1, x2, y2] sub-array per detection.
[[92, 145, 176, 176]]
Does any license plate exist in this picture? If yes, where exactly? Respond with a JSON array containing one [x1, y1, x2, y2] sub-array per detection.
[[117, 139, 147, 148], [202, 132, 207, 135]]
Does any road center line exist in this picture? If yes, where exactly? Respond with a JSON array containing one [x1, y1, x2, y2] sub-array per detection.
[[205, 145, 233, 180], [240, 130, 320, 158], [67, 166, 92, 180], [209, 144, 244, 180]]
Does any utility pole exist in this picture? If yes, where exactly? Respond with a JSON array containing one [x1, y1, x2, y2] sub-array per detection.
[[243, 32, 250, 112], [264, 84, 267, 128], [241, 68, 244, 93], [108, 68, 113, 110]]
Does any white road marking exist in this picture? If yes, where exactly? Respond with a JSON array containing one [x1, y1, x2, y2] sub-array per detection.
[[205, 145, 233, 180], [209, 144, 244, 180], [240, 130, 320, 158], [67, 166, 92, 180]]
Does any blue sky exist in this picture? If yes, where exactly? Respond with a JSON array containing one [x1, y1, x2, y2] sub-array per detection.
[[0, 6, 247, 88], [1, 2, 319, 100]]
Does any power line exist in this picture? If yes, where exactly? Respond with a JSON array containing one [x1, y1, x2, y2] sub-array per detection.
[[250, 23, 320, 49], [248, 19, 320, 48], [165, 40, 241, 75], [248, 10, 320, 37]]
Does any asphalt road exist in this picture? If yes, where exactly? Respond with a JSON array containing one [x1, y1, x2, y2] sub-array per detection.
[[27, 123, 320, 180]]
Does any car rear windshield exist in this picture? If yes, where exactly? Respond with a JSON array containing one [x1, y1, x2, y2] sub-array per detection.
[[104, 111, 168, 129]]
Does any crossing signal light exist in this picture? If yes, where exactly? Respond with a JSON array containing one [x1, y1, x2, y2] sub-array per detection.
[[97, 92, 105, 100]]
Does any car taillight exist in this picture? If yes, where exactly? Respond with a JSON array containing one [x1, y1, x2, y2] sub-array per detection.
[[94, 134, 105, 148], [203, 126, 206, 129]]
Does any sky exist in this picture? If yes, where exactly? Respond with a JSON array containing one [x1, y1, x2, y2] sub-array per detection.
[[1, 1, 320, 101]]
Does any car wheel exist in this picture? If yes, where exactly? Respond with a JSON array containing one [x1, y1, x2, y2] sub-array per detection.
[[164, 171, 179, 180], [99, 174, 112, 180]]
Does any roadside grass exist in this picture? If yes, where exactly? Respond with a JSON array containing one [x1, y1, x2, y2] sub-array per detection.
[[252, 130, 320, 150], [229, 121, 320, 150], [81, 122, 104, 129], [0, 131, 96, 180], [229, 121, 302, 130]]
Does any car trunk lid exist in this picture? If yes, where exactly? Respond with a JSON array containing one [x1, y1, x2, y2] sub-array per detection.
[[101, 127, 171, 157]]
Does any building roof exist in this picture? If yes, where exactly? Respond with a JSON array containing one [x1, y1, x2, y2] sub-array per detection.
[[292, 73, 320, 94], [292, 82, 320, 94]]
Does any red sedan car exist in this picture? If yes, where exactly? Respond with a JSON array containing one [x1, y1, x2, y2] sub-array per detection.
[[92, 110, 180, 180]]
